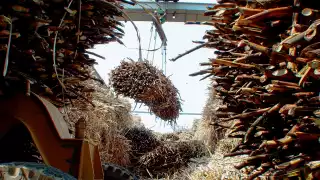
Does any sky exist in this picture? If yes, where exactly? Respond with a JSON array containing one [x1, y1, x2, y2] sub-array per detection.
[[179, 0, 213, 2], [90, 21, 213, 133], [138, 0, 213, 2]]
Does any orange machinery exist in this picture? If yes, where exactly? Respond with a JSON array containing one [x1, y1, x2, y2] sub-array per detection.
[[0, 92, 136, 180]]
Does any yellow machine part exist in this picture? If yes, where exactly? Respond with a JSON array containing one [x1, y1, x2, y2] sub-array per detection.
[[0, 93, 104, 179]]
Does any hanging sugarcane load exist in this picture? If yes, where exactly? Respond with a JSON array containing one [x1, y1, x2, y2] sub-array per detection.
[[171, 0, 320, 179], [110, 60, 181, 123], [0, 0, 139, 179]]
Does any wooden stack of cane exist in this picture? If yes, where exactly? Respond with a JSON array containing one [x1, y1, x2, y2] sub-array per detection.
[[189, 0, 320, 179], [0, 0, 127, 106]]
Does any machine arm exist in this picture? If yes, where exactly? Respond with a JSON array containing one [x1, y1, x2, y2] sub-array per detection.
[[0, 93, 103, 179]]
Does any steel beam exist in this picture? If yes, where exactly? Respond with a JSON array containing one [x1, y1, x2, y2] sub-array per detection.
[[132, 111, 201, 115], [120, 1, 214, 22]]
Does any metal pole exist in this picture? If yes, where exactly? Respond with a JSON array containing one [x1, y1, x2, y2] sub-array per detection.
[[164, 45, 167, 75]]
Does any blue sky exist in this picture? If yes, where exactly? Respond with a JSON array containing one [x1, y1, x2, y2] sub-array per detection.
[[150, 0, 213, 2], [180, 0, 213, 2], [91, 21, 214, 133]]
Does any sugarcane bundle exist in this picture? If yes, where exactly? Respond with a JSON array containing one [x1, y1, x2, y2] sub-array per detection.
[[110, 60, 181, 121], [149, 95, 181, 121], [0, 0, 127, 106], [124, 126, 161, 159], [184, 0, 320, 179], [137, 140, 205, 178]]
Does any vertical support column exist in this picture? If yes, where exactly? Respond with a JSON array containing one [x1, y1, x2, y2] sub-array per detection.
[[75, 117, 86, 139]]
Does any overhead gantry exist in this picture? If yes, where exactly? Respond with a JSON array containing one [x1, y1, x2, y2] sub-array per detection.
[[120, 0, 214, 22]]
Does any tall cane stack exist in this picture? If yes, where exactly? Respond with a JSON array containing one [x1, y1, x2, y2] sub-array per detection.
[[189, 0, 320, 179], [0, 0, 127, 106]]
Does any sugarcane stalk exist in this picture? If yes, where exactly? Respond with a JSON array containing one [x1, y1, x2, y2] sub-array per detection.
[[275, 158, 305, 170], [306, 161, 320, 171], [299, 66, 312, 86], [224, 150, 252, 157], [231, 119, 245, 128], [241, 40, 271, 55], [260, 135, 294, 149], [254, 130, 270, 137], [235, 154, 269, 170], [238, 7, 264, 16], [237, 6, 293, 25], [229, 125, 246, 134], [189, 68, 213, 77], [220, 107, 270, 123], [288, 106, 319, 116], [211, 58, 257, 69], [170, 43, 208, 62], [233, 52, 263, 63], [248, 166, 267, 180], [224, 107, 271, 122], [271, 80, 299, 87], [244, 103, 282, 143], [288, 131, 320, 141], [235, 74, 261, 82]]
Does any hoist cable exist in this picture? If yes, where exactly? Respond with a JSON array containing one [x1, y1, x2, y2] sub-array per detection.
[[152, 28, 157, 65], [146, 23, 154, 60], [164, 45, 167, 75]]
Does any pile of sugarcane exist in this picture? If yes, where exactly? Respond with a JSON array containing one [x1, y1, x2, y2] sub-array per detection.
[[137, 140, 205, 178], [124, 126, 161, 160], [0, 0, 128, 106], [110, 60, 181, 122], [186, 0, 320, 179]]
